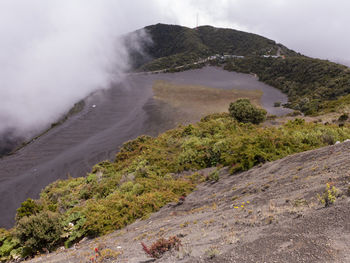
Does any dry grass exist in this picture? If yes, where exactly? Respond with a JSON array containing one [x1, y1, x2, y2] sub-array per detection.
[[153, 80, 263, 124]]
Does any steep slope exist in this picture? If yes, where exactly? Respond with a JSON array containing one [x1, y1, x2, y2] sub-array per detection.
[[2, 111, 350, 261], [26, 141, 350, 263]]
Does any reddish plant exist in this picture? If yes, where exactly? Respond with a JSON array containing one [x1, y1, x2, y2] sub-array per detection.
[[90, 247, 101, 262], [141, 236, 181, 258]]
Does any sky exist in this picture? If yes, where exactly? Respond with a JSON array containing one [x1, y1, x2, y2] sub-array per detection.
[[1, 0, 350, 137], [151, 0, 350, 63]]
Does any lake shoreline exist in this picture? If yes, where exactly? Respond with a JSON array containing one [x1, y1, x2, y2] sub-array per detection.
[[0, 66, 291, 228]]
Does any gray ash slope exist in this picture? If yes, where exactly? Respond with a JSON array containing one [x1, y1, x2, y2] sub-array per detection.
[[28, 141, 350, 263], [0, 67, 290, 228]]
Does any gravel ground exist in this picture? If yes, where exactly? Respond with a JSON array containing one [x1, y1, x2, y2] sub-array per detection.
[[27, 141, 350, 263]]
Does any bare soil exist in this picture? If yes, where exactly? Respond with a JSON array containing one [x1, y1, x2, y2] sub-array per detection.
[[27, 141, 350, 263]]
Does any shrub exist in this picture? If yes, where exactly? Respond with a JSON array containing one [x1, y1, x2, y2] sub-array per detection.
[[320, 133, 335, 145], [229, 99, 266, 124], [338, 113, 349, 122], [15, 211, 64, 254], [287, 110, 302, 117], [206, 170, 219, 182], [205, 247, 219, 259], [62, 211, 87, 248], [317, 183, 339, 207], [274, 101, 281, 107], [16, 198, 42, 222], [266, 115, 277, 120], [141, 236, 181, 258]]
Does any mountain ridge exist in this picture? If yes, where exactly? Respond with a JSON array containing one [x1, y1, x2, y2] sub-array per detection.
[[126, 23, 299, 71]]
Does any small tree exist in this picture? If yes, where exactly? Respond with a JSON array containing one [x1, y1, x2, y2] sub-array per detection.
[[229, 99, 267, 124], [16, 211, 64, 254], [16, 198, 42, 222]]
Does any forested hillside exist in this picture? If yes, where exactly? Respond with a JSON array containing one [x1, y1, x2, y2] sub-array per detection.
[[225, 57, 350, 114], [126, 23, 298, 71], [125, 23, 350, 115]]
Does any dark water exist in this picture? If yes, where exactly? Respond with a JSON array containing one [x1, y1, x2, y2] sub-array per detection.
[[150, 67, 292, 116], [0, 67, 291, 228]]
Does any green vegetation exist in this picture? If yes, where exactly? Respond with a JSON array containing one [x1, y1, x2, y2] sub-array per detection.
[[229, 99, 267, 124], [317, 183, 339, 207], [317, 94, 350, 114], [15, 198, 42, 222], [338, 113, 349, 122], [16, 212, 63, 254], [274, 101, 281, 107], [196, 26, 296, 56], [205, 247, 220, 259], [126, 23, 297, 71], [2, 112, 350, 259], [225, 56, 350, 114], [0, 229, 21, 262], [127, 23, 350, 116], [207, 169, 220, 182]]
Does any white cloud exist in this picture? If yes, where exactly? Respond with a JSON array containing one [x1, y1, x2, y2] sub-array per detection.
[[163, 0, 350, 61], [0, 0, 163, 136], [1, 0, 350, 137]]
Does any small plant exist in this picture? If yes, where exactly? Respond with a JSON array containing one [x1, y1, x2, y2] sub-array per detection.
[[90, 247, 101, 262], [206, 170, 219, 182], [89, 247, 120, 262], [0, 229, 21, 261], [266, 114, 277, 120], [265, 215, 275, 224], [338, 113, 349, 122], [293, 198, 308, 207], [205, 246, 219, 259], [287, 110, 302, 116], [274, 101, 281, 107], [317, 183, 338, 207], [141, 236, 181, 259]]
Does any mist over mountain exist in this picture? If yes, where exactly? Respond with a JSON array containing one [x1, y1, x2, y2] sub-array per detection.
[[0, 1, 150, 143]]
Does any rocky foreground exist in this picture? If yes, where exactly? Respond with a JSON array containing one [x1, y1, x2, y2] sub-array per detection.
[[26, 141, 350, 263]]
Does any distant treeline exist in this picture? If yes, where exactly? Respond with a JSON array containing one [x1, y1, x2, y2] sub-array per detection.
[[224, 56, 350, 114], [126, 23, 298, 72]]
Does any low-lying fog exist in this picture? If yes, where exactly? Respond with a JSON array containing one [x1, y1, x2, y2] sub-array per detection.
[[0, 1, 153, 142], [2, 1, 350, 144]]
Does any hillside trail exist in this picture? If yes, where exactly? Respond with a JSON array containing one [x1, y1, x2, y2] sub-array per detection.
[[27, 141, 350, 263]]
